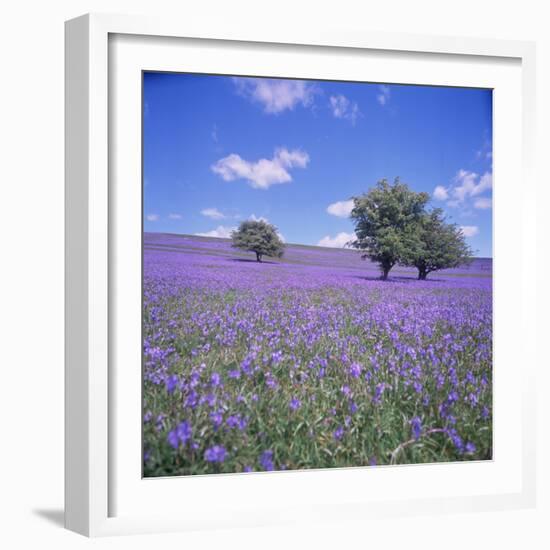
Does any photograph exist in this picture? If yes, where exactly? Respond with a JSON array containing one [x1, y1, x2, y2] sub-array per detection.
[[142, 72, 493, 477]]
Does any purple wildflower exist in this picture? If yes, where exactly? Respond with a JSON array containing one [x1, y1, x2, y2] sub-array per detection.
[[210, 411, 223, 429], [167, 420, 192, 449], [167, 429, 179, 449], [410, 416, 422, 440], [349, 363, 362, 378], [165, 374, 178, 394], [176, 420, 192, 444], [373, 383, 385, 404], [238, 417, 248, 431], [226, 415, 239, 429], [259, 450, 275, 471], [185, 390, 198, 409], [447, 428, 465, 454], [289, 398, 301, 411], [204, 445, 226, 463]]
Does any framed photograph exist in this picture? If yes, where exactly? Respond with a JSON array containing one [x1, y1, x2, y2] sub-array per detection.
[[65, 13, 537, 536]]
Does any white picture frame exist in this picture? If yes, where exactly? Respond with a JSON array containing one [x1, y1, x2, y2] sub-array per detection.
[[65, 12, 537, 537]]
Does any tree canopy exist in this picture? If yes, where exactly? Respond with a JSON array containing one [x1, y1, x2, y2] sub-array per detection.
[[349, 178, 430, 279], [402, 208, 473, 279], [350, 178, 472, 280], [231, 219, 285, 262]]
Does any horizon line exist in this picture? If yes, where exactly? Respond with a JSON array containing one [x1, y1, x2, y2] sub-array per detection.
[[143, 230, 493, 260]]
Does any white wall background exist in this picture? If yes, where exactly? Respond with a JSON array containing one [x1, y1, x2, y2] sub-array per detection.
[[0, 1, 547, 548]]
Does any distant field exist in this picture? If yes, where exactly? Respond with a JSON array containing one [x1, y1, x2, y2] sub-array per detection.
[[145, 232, 493, 279], [143, 232, 492, 477]]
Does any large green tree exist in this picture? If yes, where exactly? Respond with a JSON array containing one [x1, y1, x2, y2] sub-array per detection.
[[350, 178, 430, 280], [402, 208, 473, 280], [231, 219, 285, 262]]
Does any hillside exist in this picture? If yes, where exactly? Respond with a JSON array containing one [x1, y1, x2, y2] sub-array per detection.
[[144, 232, 492, 279]]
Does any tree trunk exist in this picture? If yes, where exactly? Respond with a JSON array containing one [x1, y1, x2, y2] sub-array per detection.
[[418, 269, 427, 280], [256, 252, 262, 262], [381, 265, 391, 280]]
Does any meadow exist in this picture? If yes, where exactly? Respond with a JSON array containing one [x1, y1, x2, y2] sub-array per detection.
[[143, 232, 492, 477]]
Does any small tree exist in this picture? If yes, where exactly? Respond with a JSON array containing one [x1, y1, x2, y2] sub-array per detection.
[[402, 209, 473, 280], [350, 178, 430, 280], [231, 219, 285, 262]]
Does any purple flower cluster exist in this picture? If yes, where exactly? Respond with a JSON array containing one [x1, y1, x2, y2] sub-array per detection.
[[259, 450, 275, 471], [167, 420, 192, 450], [143, 234, 492, 476], [204, 445, 226, 463]]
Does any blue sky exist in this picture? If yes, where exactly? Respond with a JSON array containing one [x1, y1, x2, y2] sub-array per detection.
[[143, 72, 493, 257]]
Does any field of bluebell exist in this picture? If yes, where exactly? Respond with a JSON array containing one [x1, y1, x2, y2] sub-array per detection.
[[143, 232, 492, 477]]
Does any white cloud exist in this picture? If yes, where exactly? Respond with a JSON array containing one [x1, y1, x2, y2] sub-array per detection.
[[433, 185, 449, 201], [274, 148, 309, 168], [327, 199, 354, 218], [195, 225, 236, 239], [474, 197, 492, 210], [459, 225, 479, 238], [168, 213, 182, 220], [377, 85, 391, 106], [440, 170, 493, 211], [475, 172, 493, 196], [211, 147, 309, 189], [452, 170, 493, 202], [452, 170, 478, 201], [233, 77, 317, 114], [146, 214, 159, 222], [317, 232, 355, 248], [329, 95, 361, 124], [201, 207, 226, 220]]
